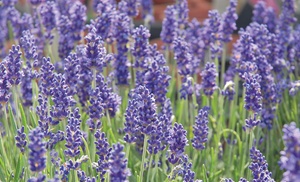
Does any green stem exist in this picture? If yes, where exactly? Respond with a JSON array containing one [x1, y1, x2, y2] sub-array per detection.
[[139, 136, 148, 182], [146, 154, 153, 182]]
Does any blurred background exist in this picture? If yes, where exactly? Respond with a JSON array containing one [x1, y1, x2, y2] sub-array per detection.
[[13, 0, 300, 47]]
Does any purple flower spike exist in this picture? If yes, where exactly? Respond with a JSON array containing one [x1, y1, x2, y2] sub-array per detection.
[[94, 129, 112, 181], [160, 5, 178, 47], [64, 108, 83, 158], [120, 0, 140, 17], [85, 28, 107, 72], [252, 1, 277, 33], [243, 73, 262, 113], [39, 1, 58, 42], [249, 147, 274, 182], [15, 126, 27, 154], [173, 37, 193, 76], [69, 2, 86, 41], [20, 30, 38, 62], [245, 113, 260, 129], [64, 53, 80, 94], [131, 25, 150, 68], [201, 62, 218, 97], [95, 74, 121, 117], [279, 122, 300, 182], [176, 0, 189, 37], [170, 154, 195, 182], [28, 127, 46, 172], [168, 123, 188, 164], [92, 5, 116, 44], [6, 45, 22, 85], [40, 57, 55, 96], [144, 52, 171, 104], [114, 12, 130, 85], [124, 85, 163, 154], [207, 10, 222, 59], [220, 0, 238, 42], [50, 74, 76, 124], [0, 63, 11, 107], [192, 106, 210, 150], [109, 143, 131, 182]]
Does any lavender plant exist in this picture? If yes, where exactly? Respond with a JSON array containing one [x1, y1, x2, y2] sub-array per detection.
[[0, 1, 299, 182]]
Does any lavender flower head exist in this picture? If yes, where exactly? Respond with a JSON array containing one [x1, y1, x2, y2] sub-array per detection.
[[160, 5, 178, 47], [120, 0, 140, 17], [243, 73, 262, 113], [279, 122, 300, 182], [40, 57, 55, 96], [252, 1, 277, 33], [39, 1, 58, 41], [170, 154, 195, 182], [192, 106, 210, 150], [176, 0, 189, 37], [64, 108, 83, 158], [94, 129, 111, 181], [5, 45, 22, 85], [109, 143, 131, 182], [124, 85, 164, 154], [173, 37, 193, 76], [28, 127, 46, 172], [131, 25, 150, 68], [220, 0, 238, 42], [201, 62, 218, 97], [207, 10, 222, 59], [249, 147, 274, 181], [85, 28, 107, 72], [69, 2, 87, 41], [15, 126, 27, 154], [244, 113, 260, 130], [168, 123, 188, 164], [0, 63, 11, 107], [114, 12, 131, 85], [50, 74, 76, 125], [20, 30, 38, 61]]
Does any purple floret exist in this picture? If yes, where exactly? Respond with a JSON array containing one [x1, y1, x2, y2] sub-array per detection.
[[5, 45, 22, 85], [279, 122, 300, 182], [64, 108, 83, 158], [168, 123, 188, 164], [109, 143, 131, 182], [94, 129, 111, 181], [243, 73, 262, 113], [15, 126, 27, 154], [249, 147, 274, 182], [192, 106, 210, 150], [28, 127, 46, 172], [201, 62, 218, 97]]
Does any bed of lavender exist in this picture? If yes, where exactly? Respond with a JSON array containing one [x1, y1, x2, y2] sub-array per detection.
[[0, 0, 299, 181]]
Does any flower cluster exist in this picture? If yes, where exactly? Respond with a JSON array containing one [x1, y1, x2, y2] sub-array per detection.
[[279, 122, 300, 182], [249, 147, 274, 181], [192, 106, 210, 150]]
